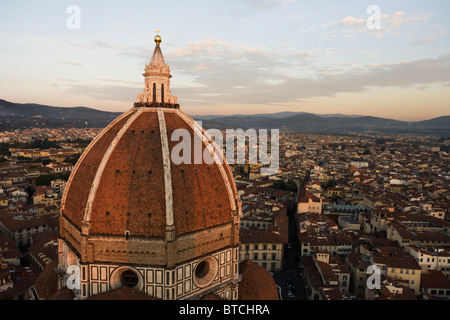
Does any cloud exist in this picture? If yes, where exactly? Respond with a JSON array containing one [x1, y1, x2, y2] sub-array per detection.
[[164, 39, 450, 107], [337, 11, 432, 38], [411, 24, 448, 46], [336, 55, 450, 89], [242, 0, 295, 9], [411, 35, 439, 46], [388, 11, 431, 28], [65, 38, 126, 50], [60, 60, 83, 67], [56, 38, 450, 109], [339, 16, 366, 27], [91, 39, 122, 49], [57, 83, 139, 102], [164, 39, 316, 104]]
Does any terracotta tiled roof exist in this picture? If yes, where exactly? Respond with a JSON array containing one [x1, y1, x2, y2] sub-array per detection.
[[239, 228, 287, 244], [421, 270, 450, 290], [297, 187, 320, 203], [372, 253, 421, 270], [0, 212, 49, 232], [0, 265, 39, 300], [322, 287, 344, 300], [46, 286, 76, 300], [238, 261, 279, 300], [33, 260, 59, 299], [0, 233, 23, 260], [303, 256, 323, 287], [61, 108, 238, 238]]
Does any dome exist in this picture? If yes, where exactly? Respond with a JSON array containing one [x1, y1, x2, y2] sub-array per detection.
[[57, 34, 241, 301], [238, 261, 279, 300], [61, 107, 238, 239]]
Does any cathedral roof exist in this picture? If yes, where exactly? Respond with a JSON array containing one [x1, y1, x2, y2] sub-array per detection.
[[238, 261, 279, 300], [33, 260, 58, 299], [61, 107, 238, 238]]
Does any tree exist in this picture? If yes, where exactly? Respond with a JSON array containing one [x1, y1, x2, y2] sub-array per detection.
[[35, 172, 71, 186], [64, 153, 81, 165], [326, 179, 336, 188], [272, 179, 298, 193]]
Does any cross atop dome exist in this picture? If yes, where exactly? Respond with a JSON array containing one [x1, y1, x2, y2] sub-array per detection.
[[154, 29, 162, 46]]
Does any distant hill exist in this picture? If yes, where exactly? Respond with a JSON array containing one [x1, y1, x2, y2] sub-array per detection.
[[0, 99, 122, 129], [413, 116, 450, 128], [195, 113, 450, 136], [192, 111, 364, 120], [1, 99, 449, 136]]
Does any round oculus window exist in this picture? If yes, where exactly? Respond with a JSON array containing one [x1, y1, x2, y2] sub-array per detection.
[[110, 267, 143, 292], [193, 256, 218, 288], [121, 270, 139, 288]]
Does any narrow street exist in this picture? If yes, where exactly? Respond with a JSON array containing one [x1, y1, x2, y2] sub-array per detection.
[[272, 202, 306, 300], [272, 171, 310, 300]]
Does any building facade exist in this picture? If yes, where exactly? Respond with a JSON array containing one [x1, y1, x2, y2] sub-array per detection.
[[239, 229, 285, 272]]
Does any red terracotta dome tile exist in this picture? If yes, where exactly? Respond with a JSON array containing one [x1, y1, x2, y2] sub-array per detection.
[[61, 108, 238, 238]]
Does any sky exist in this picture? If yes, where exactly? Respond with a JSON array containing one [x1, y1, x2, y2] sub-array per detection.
[[0, 0, 449, 121]]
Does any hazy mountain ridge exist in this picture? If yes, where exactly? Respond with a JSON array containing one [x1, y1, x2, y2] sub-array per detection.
[[1, 99, 449, 136], [0, 99, 122, 129], [192, 111, 364, 120], [195, 114, 450, 136]]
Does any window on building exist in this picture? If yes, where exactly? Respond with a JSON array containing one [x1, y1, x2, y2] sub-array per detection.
[[121, 270, 139, 288], [195, 261, 209, 279]]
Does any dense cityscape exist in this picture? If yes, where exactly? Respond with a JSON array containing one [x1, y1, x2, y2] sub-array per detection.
[[1, 2, 450, 310], [0, 126, 449, 300]]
